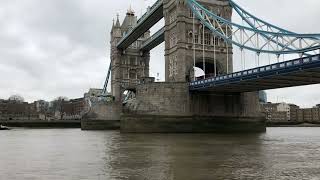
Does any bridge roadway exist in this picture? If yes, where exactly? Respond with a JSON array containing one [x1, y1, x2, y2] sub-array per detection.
[[117, 0, 163, 50], [190, 54, 320, 92], [140, 27, 165, 52]]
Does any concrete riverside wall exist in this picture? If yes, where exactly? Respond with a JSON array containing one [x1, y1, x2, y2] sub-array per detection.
[[191, 91, 262, 117], [0, 120, 80, 128], [124, 82, 191, 116], [122, 82, 266, 133], [121, 115, 266, 133], [81, 101, 121, 130]]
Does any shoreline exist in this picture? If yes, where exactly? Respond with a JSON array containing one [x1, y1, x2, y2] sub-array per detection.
[[267, 122, 320, 127], [1, 121, 320, 129], [0, 120, 80, 128]]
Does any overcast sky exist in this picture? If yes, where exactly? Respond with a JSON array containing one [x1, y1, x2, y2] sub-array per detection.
[[0, 0, 319, 107]]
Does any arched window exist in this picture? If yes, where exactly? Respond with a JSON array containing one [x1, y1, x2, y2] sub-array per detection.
[[129, 69, 137, 79]]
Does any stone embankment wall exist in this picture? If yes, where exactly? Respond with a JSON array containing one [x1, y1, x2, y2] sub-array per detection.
[[0, 120, 80, 128], [124, 82, 190, 116], [81, 101, 121, 130], [122, 82, 265, 133]]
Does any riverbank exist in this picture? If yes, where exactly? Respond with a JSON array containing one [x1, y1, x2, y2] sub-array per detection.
[[0, 120, 80, 128], [267, 122, 320, 127], [2, 120, 320, 129]]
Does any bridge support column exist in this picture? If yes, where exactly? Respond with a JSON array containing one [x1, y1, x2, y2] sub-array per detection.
[[81, 101, 121, 130], [121, 82, 266, 133]]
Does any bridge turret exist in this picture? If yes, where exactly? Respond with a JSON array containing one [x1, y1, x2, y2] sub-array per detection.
[[121, 8, 138, 35], [163, 0, 233, 82], [111, 14, 122, 40], [110, 9, 151, 102]]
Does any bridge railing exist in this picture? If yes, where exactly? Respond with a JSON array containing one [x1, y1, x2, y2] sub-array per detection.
[[117, 0, 163, 48], [190, 54, 320, 89], [137, 0, 163, 24]]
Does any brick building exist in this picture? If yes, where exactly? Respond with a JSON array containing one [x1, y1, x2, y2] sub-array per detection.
[[296, 108, 320, 123], [261, 103, 291, 123], [61, 98, 85, 120], [262, 102, 320, 124], [0, 100, 38, 121]]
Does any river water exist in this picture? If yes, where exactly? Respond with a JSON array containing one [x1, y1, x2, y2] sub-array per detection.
[[0, 128, 320, 180]]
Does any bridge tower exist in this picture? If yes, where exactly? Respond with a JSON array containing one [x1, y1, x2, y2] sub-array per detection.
[[164, 0, 233, 82], [110, 10, 150, 102], [121, 0, 265, 133]]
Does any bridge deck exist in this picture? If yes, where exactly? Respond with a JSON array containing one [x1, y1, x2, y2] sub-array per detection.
[[190, 54, 320, 92], [140, 27, 164, 52], [116, 0, 163, 50]]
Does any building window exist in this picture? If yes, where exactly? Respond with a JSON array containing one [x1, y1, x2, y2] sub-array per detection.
[[130, 57, 135, 65], [129, 69, 137, 79], [189, 9, 194, 18], [194, 34, 199, 44], [214, 37, 219, 46], [204, 33, 210, 45]]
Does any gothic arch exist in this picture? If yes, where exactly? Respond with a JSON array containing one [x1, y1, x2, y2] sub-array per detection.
[[194, 57, 224, 78]]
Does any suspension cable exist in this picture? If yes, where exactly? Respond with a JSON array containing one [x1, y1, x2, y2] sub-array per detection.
[[240, 28, 243, 70], [267, 27, 271, 65], [277, 36, 280, 63], [282, 37, 285, 62], [299, 38, 302, 58], [243, 49, 246, 70], [241, 48, 243, 70], [254, 20, 257, 67], [193, 12, 196, 81], [241, 19, 244, 70], [257, 32, 260, 66], [203, 23, 205, 79], [214, 32, 217, 77], [226, 25, 229, 74], [255, 46, 257, 67]]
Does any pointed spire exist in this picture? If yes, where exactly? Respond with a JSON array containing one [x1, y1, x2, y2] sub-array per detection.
[[115, 13, 120, 27], [127, 5, 135, 16], [111, 18, 115, 33]]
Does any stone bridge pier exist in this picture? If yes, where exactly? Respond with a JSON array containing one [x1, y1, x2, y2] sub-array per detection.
[[122, 82, 265, 133], [121, 0, 265, 132], [83, 0, 266, 132]]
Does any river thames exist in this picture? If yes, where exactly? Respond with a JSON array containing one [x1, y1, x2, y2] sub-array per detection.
[[1, 127, 320, 180]]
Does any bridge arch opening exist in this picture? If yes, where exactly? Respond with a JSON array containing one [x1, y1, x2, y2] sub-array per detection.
[[194, 58, 224, 79]]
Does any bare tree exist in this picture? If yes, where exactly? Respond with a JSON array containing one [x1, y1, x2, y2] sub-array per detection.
[[8, 95, 24, 103], [50, 96, 69, 120]]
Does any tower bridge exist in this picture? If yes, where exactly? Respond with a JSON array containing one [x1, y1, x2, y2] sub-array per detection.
[[82, 0, 320, 132]]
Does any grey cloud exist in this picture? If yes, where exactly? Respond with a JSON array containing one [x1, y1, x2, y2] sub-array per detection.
[[0, 0, 319, 107]]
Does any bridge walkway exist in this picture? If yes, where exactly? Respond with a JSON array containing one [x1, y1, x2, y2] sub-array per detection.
[[190, 54, 320, 92]]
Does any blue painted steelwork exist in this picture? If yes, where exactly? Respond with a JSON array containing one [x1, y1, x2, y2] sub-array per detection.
[[140, 27, 165, 51], [229, 0, 293, 34], [229, 0, 300, 55], [189, 54, 320, 91], [102, 62, 111, 95], [116, 0, 163, 49], [187, 0, 320, 55]]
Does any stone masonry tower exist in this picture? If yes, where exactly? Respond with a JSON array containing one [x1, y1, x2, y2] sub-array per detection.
[[163, 0, 233, 82], [121, 0, 264, 133], [110, 9, 151, 101], [83, 0, 264, 131]]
